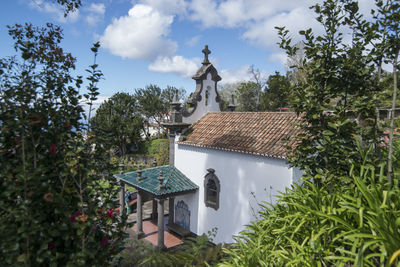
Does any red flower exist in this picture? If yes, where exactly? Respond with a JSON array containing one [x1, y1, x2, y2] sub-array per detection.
[[101, 237, 108, 247], [69, 211, 82, 223], [107, 209, 114, 219], [43, 192, 54, 202], [50, 144, 57, 156], [73, 165, 78, 170], [48, 241, 54, 250], [3, 126, 8, 131], [79, 214, 88, 222], [63, 124, 71, 129]]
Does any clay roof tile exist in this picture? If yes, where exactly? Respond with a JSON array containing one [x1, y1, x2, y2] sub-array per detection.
[[177, 112, 300, 159]]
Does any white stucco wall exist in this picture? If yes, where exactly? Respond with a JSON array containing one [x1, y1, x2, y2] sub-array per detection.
[[183, 73, 220, 124], [174, 141, 301, 244]]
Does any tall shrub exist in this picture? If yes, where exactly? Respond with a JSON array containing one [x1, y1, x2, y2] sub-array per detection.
[[0, 23, 126, 265]]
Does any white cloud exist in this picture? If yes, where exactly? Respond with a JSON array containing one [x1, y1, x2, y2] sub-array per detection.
[[100, 4, 177, 60], [188, 0, 312, 29], [189, 0, 223, 28], [148, 56, 201, 77], [243, 6, 323, 49], [188, 0, 249, 28], [81, 95, 110, 118], [86, 3, 105, 26], [185, 35, 201, 47], [138, 0, 187, 16], [358, 0, 377, 21], [268, 52, 287, 66], [219, 65, 270, 85], [217, 0, 249, 27], [219, 65, 253, 85], [184, 0, 328, 54], [29, 0, 79, 23]]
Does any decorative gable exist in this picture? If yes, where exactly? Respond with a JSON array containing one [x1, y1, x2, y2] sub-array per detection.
[[182, 45, 222, 124]]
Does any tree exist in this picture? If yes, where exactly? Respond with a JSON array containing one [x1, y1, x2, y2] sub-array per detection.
[[218, 82, 239, 111], [161, 86, 187, 105], [277, 0, 381, 181], [91, 92, 143, 157], [135, 85, 186, 137], [285, 42, 308, 85], [260, 71, 291, 111], [374, 0, 400, 182], [55, 0, 81, 14], [0, 23, 126, 265], [235, 81, 261, 111]]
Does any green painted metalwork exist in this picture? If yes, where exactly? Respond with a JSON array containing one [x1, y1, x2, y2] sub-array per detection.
[[114, 165, 198, 197]]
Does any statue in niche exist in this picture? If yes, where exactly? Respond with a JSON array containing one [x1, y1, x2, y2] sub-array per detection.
[[205, 86, 210, 106]]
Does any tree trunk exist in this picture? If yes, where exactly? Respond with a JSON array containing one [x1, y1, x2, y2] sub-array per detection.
[[387, 48, 399, 183]]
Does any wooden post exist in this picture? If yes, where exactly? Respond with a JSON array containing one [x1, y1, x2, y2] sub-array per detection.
[[168, 197, 174, 225], [157, 198, 165, 249], [137, 191, 144, 238]]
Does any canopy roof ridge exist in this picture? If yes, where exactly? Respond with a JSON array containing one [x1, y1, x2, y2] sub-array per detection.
[[162, 168, 173, 188], [114, 165, 198, 197]]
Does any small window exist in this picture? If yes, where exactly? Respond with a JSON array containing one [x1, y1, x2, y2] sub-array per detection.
[[204, 168, 220, 210]]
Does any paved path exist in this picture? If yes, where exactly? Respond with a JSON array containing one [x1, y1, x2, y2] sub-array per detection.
[[131, 219, 183, 249], [124, 199, 183, 249]]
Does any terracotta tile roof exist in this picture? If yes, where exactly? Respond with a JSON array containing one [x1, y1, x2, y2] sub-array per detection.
[[177, 112, 300, 159]]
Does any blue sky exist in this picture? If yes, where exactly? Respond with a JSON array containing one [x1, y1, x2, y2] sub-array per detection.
[[1, 0, 376, 106]]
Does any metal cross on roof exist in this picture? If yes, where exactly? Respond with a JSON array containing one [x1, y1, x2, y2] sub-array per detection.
[[202, 45, 211, 64]]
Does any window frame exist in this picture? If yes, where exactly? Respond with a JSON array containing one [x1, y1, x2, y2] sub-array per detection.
[[204, 168, 220, 210]]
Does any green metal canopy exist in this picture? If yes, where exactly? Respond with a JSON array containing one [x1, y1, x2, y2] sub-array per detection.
[[114, 165, 198, 198]]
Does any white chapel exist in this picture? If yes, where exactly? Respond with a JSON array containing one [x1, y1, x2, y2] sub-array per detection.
[[115, 45, 302, 247]]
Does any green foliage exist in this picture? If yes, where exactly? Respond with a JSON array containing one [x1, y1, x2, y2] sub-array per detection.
[[91, 92, 143, 157], [172, 234, 225, 267], [136, 139, 169, 166], [220, 162, 400, 266], [219, 67, 292, 112], [55, 0, 82, 15], [374, 0, 400, 181], [377, 71, 400, 108], [135, 85, 165, 127], [0, 23, 126, 265], [121, 232, 226, 267], [135, 85, 186, 139], [235, 81, 261, 112], [260, 71, 291, 111], [218, 83, 238, 111], [220, 1, 400, 266], [277, 0, 382, 180]]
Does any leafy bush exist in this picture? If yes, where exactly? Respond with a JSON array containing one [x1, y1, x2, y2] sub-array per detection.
[[118, 227, 226, 266], [0, 24, 126, 265], [136, 139, 169, 166], [219, 163, 400, 266], [148, 139, 169, 165]]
